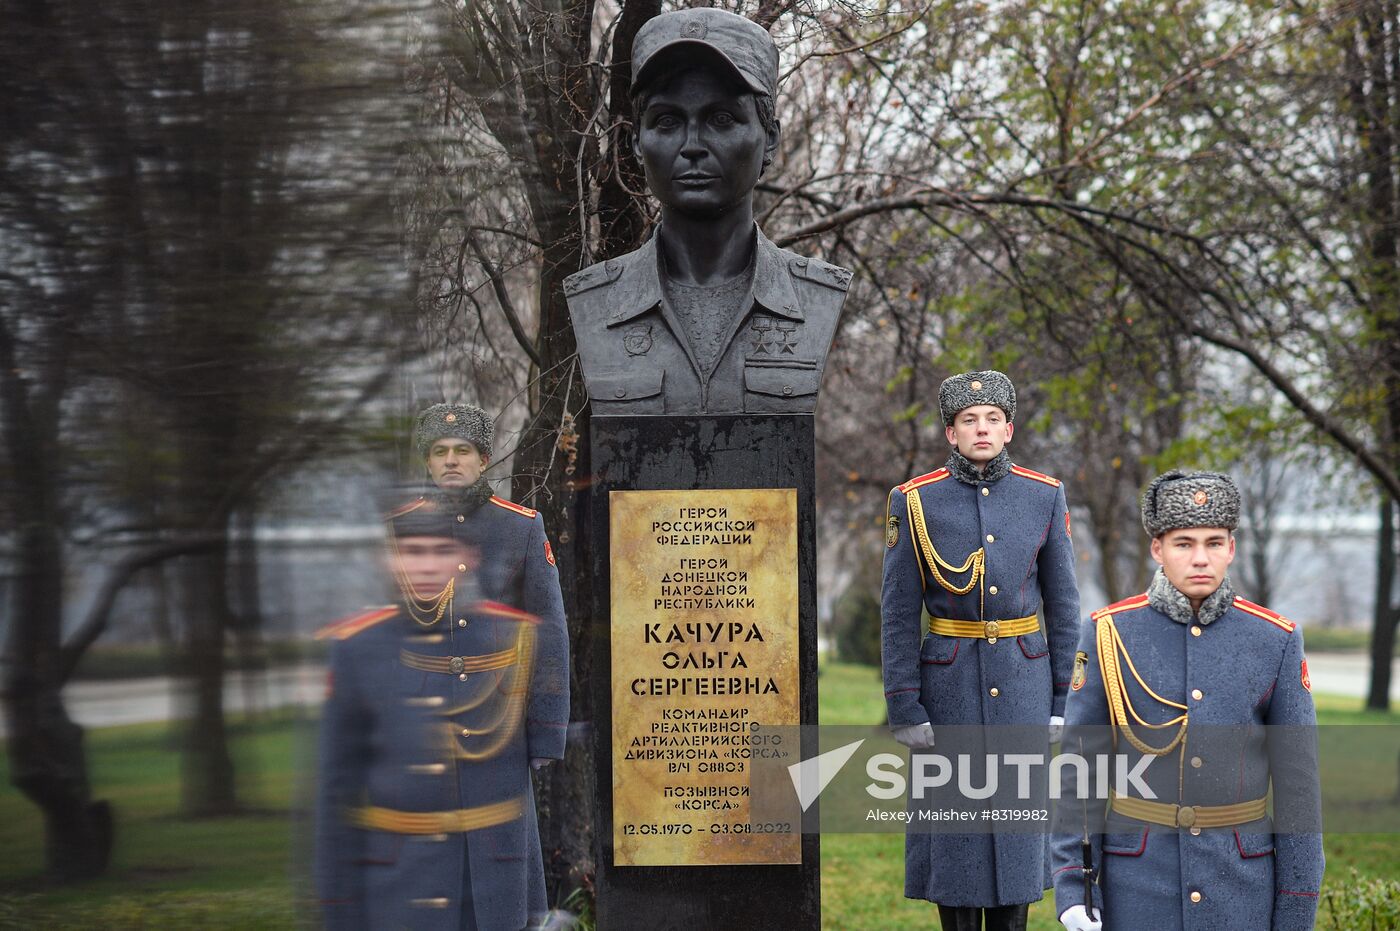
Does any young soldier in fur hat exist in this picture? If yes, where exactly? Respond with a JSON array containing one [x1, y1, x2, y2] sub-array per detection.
[[312, 404, 569, 929], [1051, 470, 1324, 931], [881, 370, 1082, 931]]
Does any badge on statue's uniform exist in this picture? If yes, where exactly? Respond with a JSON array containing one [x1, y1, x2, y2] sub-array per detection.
[[886, 514, 900, 548], [1071, 651, 1088, 691], [544, 539, 557, 566], [623, 324, 653, 356], [1301, 657, 1311, 692]]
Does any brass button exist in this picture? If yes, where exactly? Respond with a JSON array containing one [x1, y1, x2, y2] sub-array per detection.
[[444, 413, 457, 423], [457, 563, 467, 572], [988, 585, 999, 595], [970, 380, 983, 390], [1191, 756, 1203, 769], [449, 657, 465, 674], [457, 515, 465, 523], [989, 687, 1000, 697], [458, 673, 467, 681], [1191, 688, 1203, 701], [1190, 891, 1202, 904], [458, 618, 467, 628], [615, 388, 626, 398], [986, 534, 995, 543], [1191, 625, 1201, 637], [461, 728, 470, 738], [981, 487, 989, 496], [1189, 826, 1201, 836], [782, 385, 793, 396]]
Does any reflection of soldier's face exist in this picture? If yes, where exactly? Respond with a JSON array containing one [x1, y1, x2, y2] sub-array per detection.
[[394, 536, 477, 595], [636, 67, 773, 218]]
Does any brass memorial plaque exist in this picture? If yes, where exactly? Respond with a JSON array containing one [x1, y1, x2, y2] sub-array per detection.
[[610, 488, 800, 866]]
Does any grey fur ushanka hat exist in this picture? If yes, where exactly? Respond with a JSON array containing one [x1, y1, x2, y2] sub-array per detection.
[[413, 403, 493, 459], [1141, 470, 1241, 537], [938, 370, 1016, 425]]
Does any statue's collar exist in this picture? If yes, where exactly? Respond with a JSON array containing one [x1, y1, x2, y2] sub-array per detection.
[[606, 225, 803, 328]]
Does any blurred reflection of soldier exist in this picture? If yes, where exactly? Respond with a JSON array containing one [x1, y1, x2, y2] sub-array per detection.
[[313, 402, 569, 931], [881, 370, 1082, 931]]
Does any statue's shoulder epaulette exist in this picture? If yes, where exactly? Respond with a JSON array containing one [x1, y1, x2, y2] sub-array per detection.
[[789, 255, 853, 291], [490, 495, 538, 519], [1232, 596, 1296, 633], [315, 606, 397, 641], [1091, 593, 1150, 624], [384, 496, 427, 520], [897, 468, 950, 494], [563, 258, 624, 297], [1010, 465, 1061, 488]]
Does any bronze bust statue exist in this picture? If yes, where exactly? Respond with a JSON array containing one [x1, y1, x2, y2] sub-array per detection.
[[565, 8, 851, 415]]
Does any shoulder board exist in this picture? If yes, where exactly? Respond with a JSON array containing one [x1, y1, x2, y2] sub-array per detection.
[[490, 495, 538, 519], [1010, 465, 1061, 487], [1091, 593, 1150, 623], [476, 601, 540, 625], [1233, 597, 1296, 633], [898, 468, 949, 493], [563, 259, 624, 297], [384, 497, 427, 520], [790, 256, 853, 291], [315, 606, 397, 641]]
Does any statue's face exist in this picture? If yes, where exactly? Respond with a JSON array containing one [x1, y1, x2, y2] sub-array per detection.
[[635, 67, 773, 218]]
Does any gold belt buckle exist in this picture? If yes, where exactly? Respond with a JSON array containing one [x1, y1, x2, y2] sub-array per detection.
[[984, 620, 1000, 644], [1176, 806, 1197, 828], [449, 656, 465, 675]]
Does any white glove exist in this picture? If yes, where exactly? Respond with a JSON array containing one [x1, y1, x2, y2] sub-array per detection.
[[1059, 904, 1102, 931], [892, 722, 935, 749], [1049, 715, 1065, 744]]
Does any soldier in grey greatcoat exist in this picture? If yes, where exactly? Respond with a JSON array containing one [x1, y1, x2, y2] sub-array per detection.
[[313, 404, 570, 930], [1051, 470, 1324, 931], [881, 371, 1082, 931], [564, 8, 850, 415]]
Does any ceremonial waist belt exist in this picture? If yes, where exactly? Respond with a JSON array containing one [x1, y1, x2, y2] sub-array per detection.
[[349, 797, 525, 834], [1109, 790, 1267, 829], [399, 645, 517, 675], [928, 613, 1039, 644]]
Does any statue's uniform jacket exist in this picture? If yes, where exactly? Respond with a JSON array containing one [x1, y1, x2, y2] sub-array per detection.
[[880, 463, 1082, 906], [564, 227, 850, 415], [314, 496, 570, 931], [1050, 594, 1324, 931]]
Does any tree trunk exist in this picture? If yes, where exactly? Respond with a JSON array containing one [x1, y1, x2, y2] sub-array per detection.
[[1367, 494, 1397, 711], [1, 527, 112, 881], [177, 539, 239, 815]]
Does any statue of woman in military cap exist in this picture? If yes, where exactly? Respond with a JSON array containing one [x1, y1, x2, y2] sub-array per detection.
[[565, 8, 851, 416]]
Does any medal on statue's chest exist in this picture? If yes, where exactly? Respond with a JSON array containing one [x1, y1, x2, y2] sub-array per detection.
[[623, 324, 653, 356]]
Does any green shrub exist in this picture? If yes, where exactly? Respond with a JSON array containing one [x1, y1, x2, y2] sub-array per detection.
[[1319, 869, 1400, 930]]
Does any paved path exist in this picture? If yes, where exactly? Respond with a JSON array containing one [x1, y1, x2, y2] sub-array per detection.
[[0, 665, 328, 737], [6, 652, 1396, 736]]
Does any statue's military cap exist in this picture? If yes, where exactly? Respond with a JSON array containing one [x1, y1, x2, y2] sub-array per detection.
[[631, 8, 779, 99], [413, 403, 493, 458], [1141, 469, 1241, 537], [938, 370, 1016, 425]]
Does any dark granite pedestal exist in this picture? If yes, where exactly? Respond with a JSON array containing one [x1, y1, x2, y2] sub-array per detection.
[[587, 415, 820, 930]]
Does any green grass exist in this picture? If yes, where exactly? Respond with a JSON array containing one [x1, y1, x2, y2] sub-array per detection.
[[815, 660, 1400, 930], [0, 711, 314, 928]]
